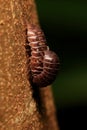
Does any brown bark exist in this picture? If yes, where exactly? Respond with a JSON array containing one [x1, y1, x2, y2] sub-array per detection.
[[0, 0, 59, 129]]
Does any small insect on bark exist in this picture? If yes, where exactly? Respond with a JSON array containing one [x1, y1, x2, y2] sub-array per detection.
[[25, 24, 60, 87]]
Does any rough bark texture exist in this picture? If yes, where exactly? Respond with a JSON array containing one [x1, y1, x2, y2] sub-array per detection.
[[0, 0, 59, 129]]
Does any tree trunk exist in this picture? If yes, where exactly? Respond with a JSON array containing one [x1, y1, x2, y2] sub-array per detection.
[[0, 0, 59, 129]]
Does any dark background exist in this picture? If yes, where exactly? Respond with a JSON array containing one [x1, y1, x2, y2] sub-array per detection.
[[36, 0, 87, 129]]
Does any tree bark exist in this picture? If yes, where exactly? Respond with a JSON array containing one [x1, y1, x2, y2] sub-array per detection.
[[0, 0, 59, 129]]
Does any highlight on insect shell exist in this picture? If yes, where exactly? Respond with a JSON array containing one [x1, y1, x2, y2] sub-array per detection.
[[26, 24, 60, 87]]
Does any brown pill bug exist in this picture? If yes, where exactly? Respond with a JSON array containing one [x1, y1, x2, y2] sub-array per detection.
[[26, 24, 60, 87]]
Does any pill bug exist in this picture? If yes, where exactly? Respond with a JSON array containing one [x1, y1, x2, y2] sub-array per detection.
[[26, 24, 60, 87]]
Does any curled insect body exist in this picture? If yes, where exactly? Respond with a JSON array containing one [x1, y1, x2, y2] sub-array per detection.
[[33, 50, 60, 87], [26, 24, 60, 87]]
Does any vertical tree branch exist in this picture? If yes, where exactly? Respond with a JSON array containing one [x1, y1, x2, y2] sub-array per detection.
[[0, 0, 59, 129]]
